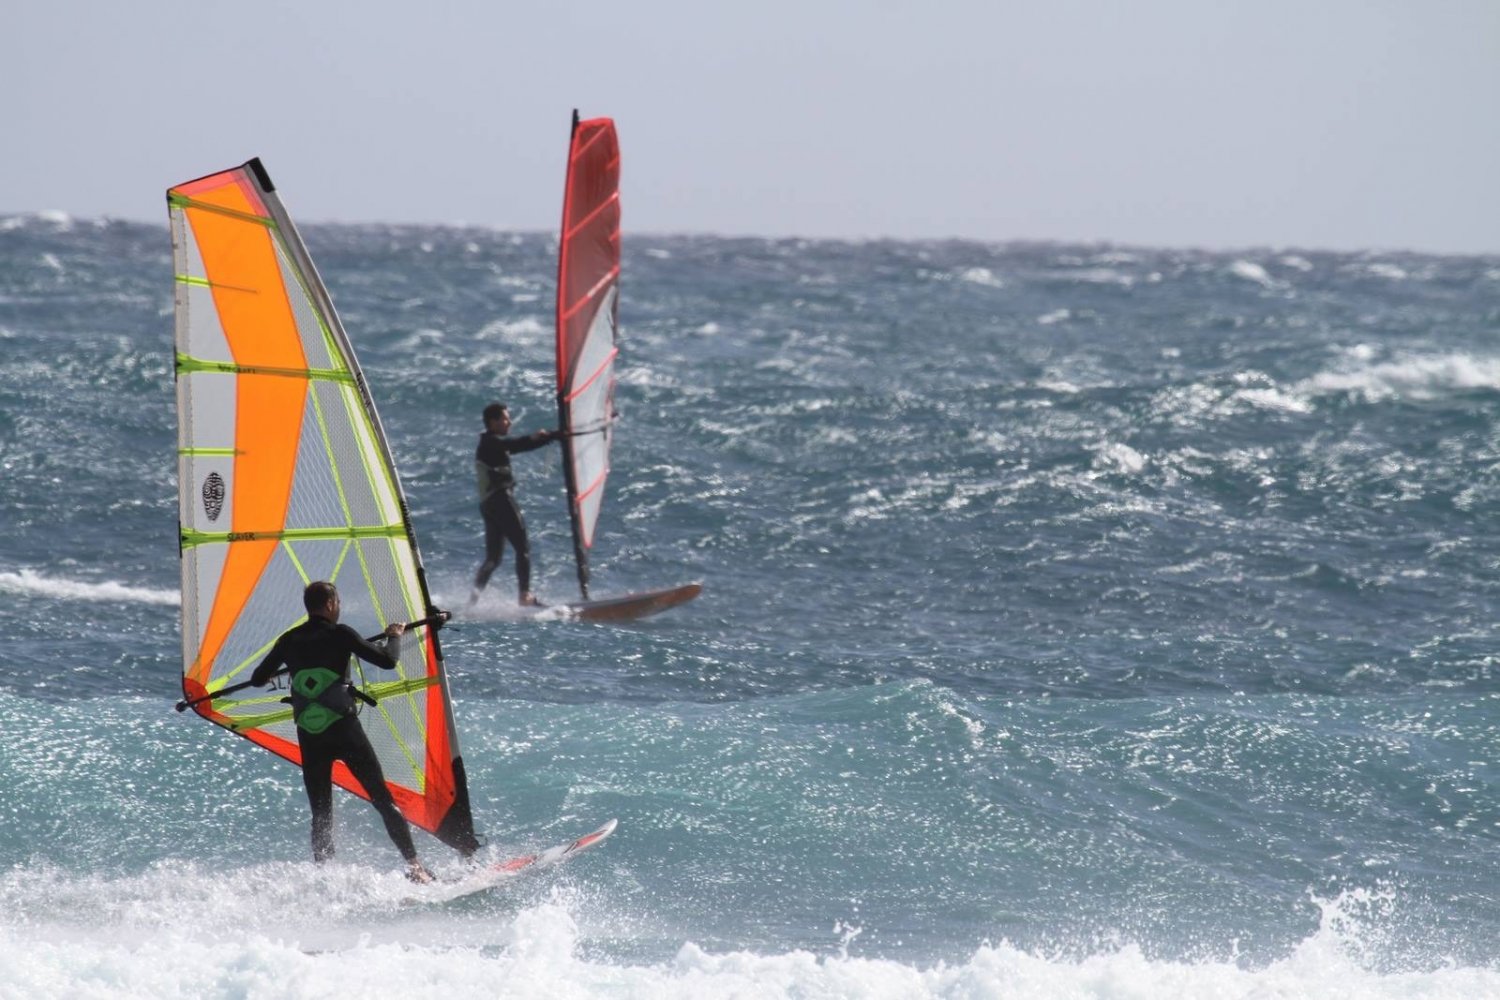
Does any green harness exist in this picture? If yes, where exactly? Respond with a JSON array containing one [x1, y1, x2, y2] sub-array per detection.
[[288, 667, 358, 734]]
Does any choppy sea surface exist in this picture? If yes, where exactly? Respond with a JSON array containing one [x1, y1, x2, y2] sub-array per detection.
[[2, 209, 1499, 998]]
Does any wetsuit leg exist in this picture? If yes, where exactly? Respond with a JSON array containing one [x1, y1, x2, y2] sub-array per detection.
[[476, 491, 531, 596], [499, 492, 532, 596], [328, 718, 420, 863], [473, 500, 507, 592], [299, 733, 337, 862]]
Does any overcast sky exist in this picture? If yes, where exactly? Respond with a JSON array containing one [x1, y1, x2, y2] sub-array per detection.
[[4, 1, 1498, 253]]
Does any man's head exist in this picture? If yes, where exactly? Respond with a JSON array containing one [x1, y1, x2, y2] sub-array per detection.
[[483, 402, 511, 434], [304, 580, 340, 620]]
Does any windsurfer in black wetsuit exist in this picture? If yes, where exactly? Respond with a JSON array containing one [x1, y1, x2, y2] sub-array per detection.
[[471, 401, 559, 606], [251, 580, 435, 883]]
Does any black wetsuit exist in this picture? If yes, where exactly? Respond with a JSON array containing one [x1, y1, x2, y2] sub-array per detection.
[[473, 430, 554, 596], [250, 616, 417, 863]]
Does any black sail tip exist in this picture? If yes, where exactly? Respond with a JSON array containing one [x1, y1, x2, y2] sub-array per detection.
[[247, 157, 275, 193]]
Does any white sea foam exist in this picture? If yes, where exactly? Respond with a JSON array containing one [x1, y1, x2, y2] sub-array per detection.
[[1234, 386, 1313, 414], [1363, 262, 1410, 281], [1093, 442, 1147, 475], [1036, 309, 1071, 326], [393, 328, 446, 350], [1229, 260, 1278, 288], [0, 568, 178, 606], [35, 210, 75, 229], [1301, 352, 1500, 401], [475, 316, 548, 341], [1060, 267, 1135, 287], [446, 586, 574, 622], [0, 884, 1491, 1000], [958, 267, 1003, 288]]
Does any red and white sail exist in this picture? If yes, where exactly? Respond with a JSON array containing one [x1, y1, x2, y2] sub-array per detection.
[[555, 111, 622, 599]]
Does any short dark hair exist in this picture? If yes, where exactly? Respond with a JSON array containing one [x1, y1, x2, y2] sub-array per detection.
[[482, 402, 509, 423], [303, 580, 338, 613]]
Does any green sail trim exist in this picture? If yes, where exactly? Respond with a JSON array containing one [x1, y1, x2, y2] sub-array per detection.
[[225, 706, 295, 733], [362, 674, 440, 702], [220, 674, 439, 738], [167, 192, 274, 227], [175, 352, 357, 384], [180, 524, 407, 550]]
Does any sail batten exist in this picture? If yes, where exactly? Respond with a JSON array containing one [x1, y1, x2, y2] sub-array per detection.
[[169, 157, 478, 854], [564, 347, 620, 403]]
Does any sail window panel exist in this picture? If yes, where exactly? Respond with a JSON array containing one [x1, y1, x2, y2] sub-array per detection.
[[570, 380, 611, 469], [271, 241, 338, 373], [344, 537, 432, 771], [207, 545, 315, 683], [577, 477, 606, 548], [298, 379, 389, 530], [173, 269, 235, 366], [282, 389, 353, 533], [177, 373, 238, 540], [282, 381, 379, 532], [341, 381, 404, 526], [177, 303, 233, 368], [571, 421, 610, 546], [365, 686, 433, 768], [169, 209, 206, 281], [179, 453, 236, 536], [569, 294, 617, 420], [343, 536, 421, 643], [180, 542, 229, 664], [176, 370, 239, 455], [287, 537, 360, 593], [363, 695, 434, 790]]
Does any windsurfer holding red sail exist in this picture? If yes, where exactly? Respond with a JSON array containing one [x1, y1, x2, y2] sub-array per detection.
[[470, 402, 559, 606]]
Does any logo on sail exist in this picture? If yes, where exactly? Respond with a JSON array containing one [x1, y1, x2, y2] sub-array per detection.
[[202, 472, 226, 521]]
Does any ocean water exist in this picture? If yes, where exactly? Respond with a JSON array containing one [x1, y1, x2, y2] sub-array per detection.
[[2, 210, 1499, 998]]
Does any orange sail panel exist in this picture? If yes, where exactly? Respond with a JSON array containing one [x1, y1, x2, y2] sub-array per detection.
[[556, 112, 621, 599], [168, 159, 478, 852]]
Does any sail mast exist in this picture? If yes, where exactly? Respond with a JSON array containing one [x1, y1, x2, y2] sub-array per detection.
[[557, 109, 591, 599]]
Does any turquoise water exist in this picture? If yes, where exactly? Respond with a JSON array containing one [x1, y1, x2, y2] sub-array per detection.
[[2, 212, 1499, 996]]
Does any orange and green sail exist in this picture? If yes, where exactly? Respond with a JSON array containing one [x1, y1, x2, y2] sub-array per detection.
[[168, 158, 478, 853]]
